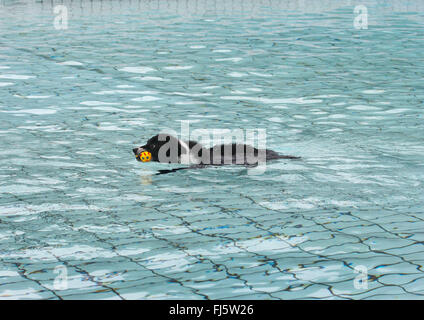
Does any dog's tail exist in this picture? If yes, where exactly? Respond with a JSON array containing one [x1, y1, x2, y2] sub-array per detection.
[[276, 155, 301, 160], [266, 149, 301, 160]]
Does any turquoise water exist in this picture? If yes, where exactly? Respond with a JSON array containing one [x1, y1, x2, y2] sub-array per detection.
[[1, 0, 424, 299]]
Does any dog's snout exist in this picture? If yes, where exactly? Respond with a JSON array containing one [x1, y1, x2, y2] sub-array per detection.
[[133, 147, 147, 155]]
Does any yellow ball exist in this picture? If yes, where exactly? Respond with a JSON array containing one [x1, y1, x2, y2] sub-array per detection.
[[139, 151, 151, 162]]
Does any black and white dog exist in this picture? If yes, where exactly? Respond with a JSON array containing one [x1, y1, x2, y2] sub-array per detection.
[[133, 133, 300, 174]]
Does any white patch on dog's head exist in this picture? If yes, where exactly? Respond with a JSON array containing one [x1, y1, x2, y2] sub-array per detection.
[[178, 139, 201, 165]]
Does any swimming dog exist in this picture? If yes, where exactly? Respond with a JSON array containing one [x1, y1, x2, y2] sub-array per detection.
[[132, 133, 300, 174]]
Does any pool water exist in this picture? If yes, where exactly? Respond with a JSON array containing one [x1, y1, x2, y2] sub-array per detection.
[[1, 0, 424, 299]]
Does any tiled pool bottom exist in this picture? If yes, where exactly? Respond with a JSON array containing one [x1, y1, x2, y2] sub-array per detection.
[[1, 0, 424, 299], [2, 157, 424, 300]]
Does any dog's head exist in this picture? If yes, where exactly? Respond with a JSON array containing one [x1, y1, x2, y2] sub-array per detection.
[[133, 134, 188, 163]]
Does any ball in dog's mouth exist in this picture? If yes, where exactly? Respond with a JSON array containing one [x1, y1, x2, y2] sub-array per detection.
[[137, 151, 152, 162]]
